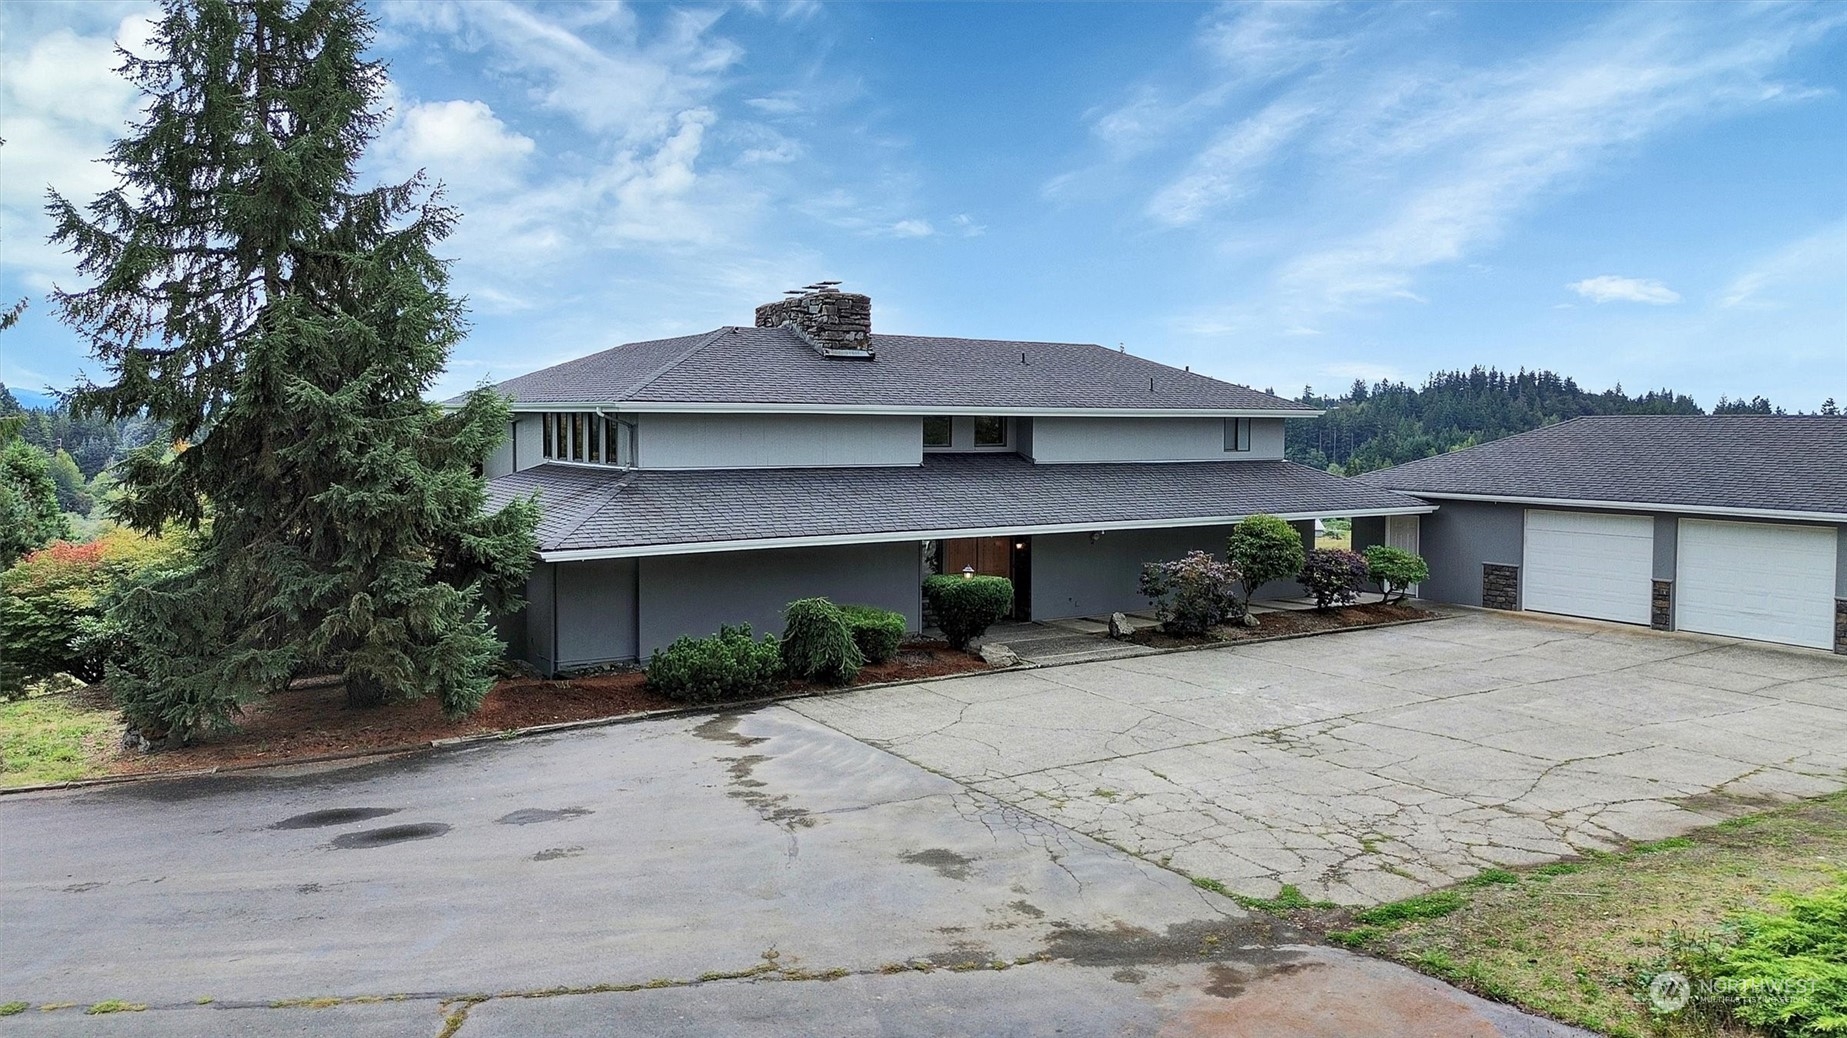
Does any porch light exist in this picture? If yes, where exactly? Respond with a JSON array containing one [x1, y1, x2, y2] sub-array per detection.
[[961, 565, 975, 579], [1014, 542, 1025, 549]]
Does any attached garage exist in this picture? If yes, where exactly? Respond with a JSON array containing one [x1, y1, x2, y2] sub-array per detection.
[[1522, 510, 1654, 625], [1676, 519, 1838, 650]]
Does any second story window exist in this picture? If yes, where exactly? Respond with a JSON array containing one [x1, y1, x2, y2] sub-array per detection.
[[543, 411, 635, 467], [973, 415, 1007, 447], [1224, 417, 1252, 452], [923, 416, 952, 448]]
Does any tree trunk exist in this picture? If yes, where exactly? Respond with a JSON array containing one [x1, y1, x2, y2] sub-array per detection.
[[345, 672, 386, 709]]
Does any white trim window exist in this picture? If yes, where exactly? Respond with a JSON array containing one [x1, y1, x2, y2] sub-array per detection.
[[543, 412, 635, 467], [1224, 417, 1252, 452]]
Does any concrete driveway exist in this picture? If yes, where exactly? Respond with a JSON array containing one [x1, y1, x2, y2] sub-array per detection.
[[794, 611, 1847, 905], [0, 707, 1580, 1037]]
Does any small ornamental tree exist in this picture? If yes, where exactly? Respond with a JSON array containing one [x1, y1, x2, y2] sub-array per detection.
[[1363, 545, 1429, 604], [922, 574, 1012, 650], [780, 598, 864, 685], [1227, 514, 1305, 607], [1298, 549, 1368, 611], [1139, 551, 1241, 636]]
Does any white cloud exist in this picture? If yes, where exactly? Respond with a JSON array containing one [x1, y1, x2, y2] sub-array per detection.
[[1719, 223, 1847, 309], [1145, 100, 1315, 226], [1568, 275, 1681, 305], [382, 99, 535, 191], [951, 213, 986, 237], [889, 219, 934, 238]]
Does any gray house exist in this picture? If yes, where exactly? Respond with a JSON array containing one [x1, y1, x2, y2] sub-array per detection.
[[481, 286, 1433, 673], [1355, 415, 1847, 654]]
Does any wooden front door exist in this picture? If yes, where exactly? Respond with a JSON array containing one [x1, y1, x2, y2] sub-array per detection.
[[943, 536, 1011, 579]]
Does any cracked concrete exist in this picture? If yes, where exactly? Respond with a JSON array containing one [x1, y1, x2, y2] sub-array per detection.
[[793, 610, 1847, 905], [0, 698, 1586, 1036]]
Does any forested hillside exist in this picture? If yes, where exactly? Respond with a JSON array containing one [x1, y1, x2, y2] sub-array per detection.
[[0, 383, 166, 480], [1283, 368, 1831, 475]]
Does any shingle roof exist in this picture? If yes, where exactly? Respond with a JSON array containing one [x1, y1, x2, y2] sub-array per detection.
[[1356, 416, 1847, 516], [484, 325, 1307, 412], [486, 453, 1431, 555]]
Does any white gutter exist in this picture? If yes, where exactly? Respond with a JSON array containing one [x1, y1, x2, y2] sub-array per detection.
[[1393, 491, 1847, 524], [504, 401, 1323, 419], [534, 504, 1437, 562]]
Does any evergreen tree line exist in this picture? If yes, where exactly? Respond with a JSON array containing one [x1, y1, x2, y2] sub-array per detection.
[[1284, 367, 1837, 475], [0, 383, 166, 516]]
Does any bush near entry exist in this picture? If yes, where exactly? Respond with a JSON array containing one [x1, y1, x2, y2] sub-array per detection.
[[1679, 881, 1847, 1037], [644, 625, 782, 704], [1227, 514, 1305, 606], [780, 598, 864, 685], [922, 574, 1013, 650], [1139, 551, 1241, 636], [840, 605, 906, 664], [1363, 545, 1428, 604], [1298, 548, 1369, 611]]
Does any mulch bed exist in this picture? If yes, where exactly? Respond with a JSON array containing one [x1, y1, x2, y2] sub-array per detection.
[[100, 640, 986, 778], [1128, 602, 1437, 648]]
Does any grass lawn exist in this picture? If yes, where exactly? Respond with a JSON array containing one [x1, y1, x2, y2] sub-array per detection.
[[0, 685, 118, 787], [1300, 793, 1847, 1037]]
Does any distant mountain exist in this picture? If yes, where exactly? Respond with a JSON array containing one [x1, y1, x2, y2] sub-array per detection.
[[8, 388, 59, 410]]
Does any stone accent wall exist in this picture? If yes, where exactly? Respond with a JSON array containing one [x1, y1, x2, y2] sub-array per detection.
[[1651, 580, 1674, 632], [1482, 564, 1518, 611], [1836, 599, 1846, 656], [755, 287, 873, 356]]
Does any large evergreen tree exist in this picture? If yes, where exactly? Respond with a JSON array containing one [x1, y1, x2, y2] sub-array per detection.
[[47, 0, 536, 736]]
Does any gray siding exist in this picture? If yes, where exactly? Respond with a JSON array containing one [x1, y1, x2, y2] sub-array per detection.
[[1359, 500, 1524, 608], [637, 543, 923, 656], [1653, 515, 1677, 581], [1839, 526, 1847, 598], [638, 413, 920, 469], [511, 413, 544, 472], [1028, 417, 1285, 464], [555, 558, 639, 668], [525, 562, 557, 675], [484, 421, 516, 479], [1032, 525, 1237, 619]]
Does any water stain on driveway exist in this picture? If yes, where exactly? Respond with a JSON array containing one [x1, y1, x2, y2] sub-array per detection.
[[272, 807, 400, 830], [496, 807, 593, 826], [329, 823, 451, 849], [900, 848, 976, 880]]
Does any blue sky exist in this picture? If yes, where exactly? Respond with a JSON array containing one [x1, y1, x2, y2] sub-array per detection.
[[2, 1, 1843, 409]]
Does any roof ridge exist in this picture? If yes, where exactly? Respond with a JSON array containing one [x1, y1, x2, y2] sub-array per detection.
[[617, 327, 735, 402]]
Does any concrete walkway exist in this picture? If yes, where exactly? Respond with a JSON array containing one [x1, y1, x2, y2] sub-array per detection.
[[795, 611, 1847, 905], [0, 707, 1583, 1037]]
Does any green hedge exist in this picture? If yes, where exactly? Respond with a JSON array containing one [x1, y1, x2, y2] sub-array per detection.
[[840, 605, 906, 664], [780, 598, 863, 685], [922, 574, 1013, 650], [644, 624, 782, 704]]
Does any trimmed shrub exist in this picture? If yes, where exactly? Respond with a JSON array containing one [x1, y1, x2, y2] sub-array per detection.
[[1139, 550, 1241, 636], [644, 624, 782, 705], [922, 574, 1013, 650], [840, 604, 906, 664], [780, 598, 864, 685], [1298, 548, 1369, 611], [0, 528, 192, 699], [1363, 545, 1429, 604], [1227, 514, 1305, 606]]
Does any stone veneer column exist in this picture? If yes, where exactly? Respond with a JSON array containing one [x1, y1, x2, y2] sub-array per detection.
[[1835, 600, 1846, 656], [1651, 580, 1674, 632], [1481, 564, 1518, 610]]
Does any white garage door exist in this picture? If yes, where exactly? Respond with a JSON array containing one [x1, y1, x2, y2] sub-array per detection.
[[1677, 519, 1837, 650], [1523, 510, 1654, 624]]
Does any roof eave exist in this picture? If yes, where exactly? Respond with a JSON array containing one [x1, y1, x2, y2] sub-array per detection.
[[502, 401, 1324, 418], [1379, 490, 1847, 524], [534, 503, 1436, 562]]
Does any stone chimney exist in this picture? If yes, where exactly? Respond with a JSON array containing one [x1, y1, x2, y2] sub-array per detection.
[[754, 282, 874, 359]]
